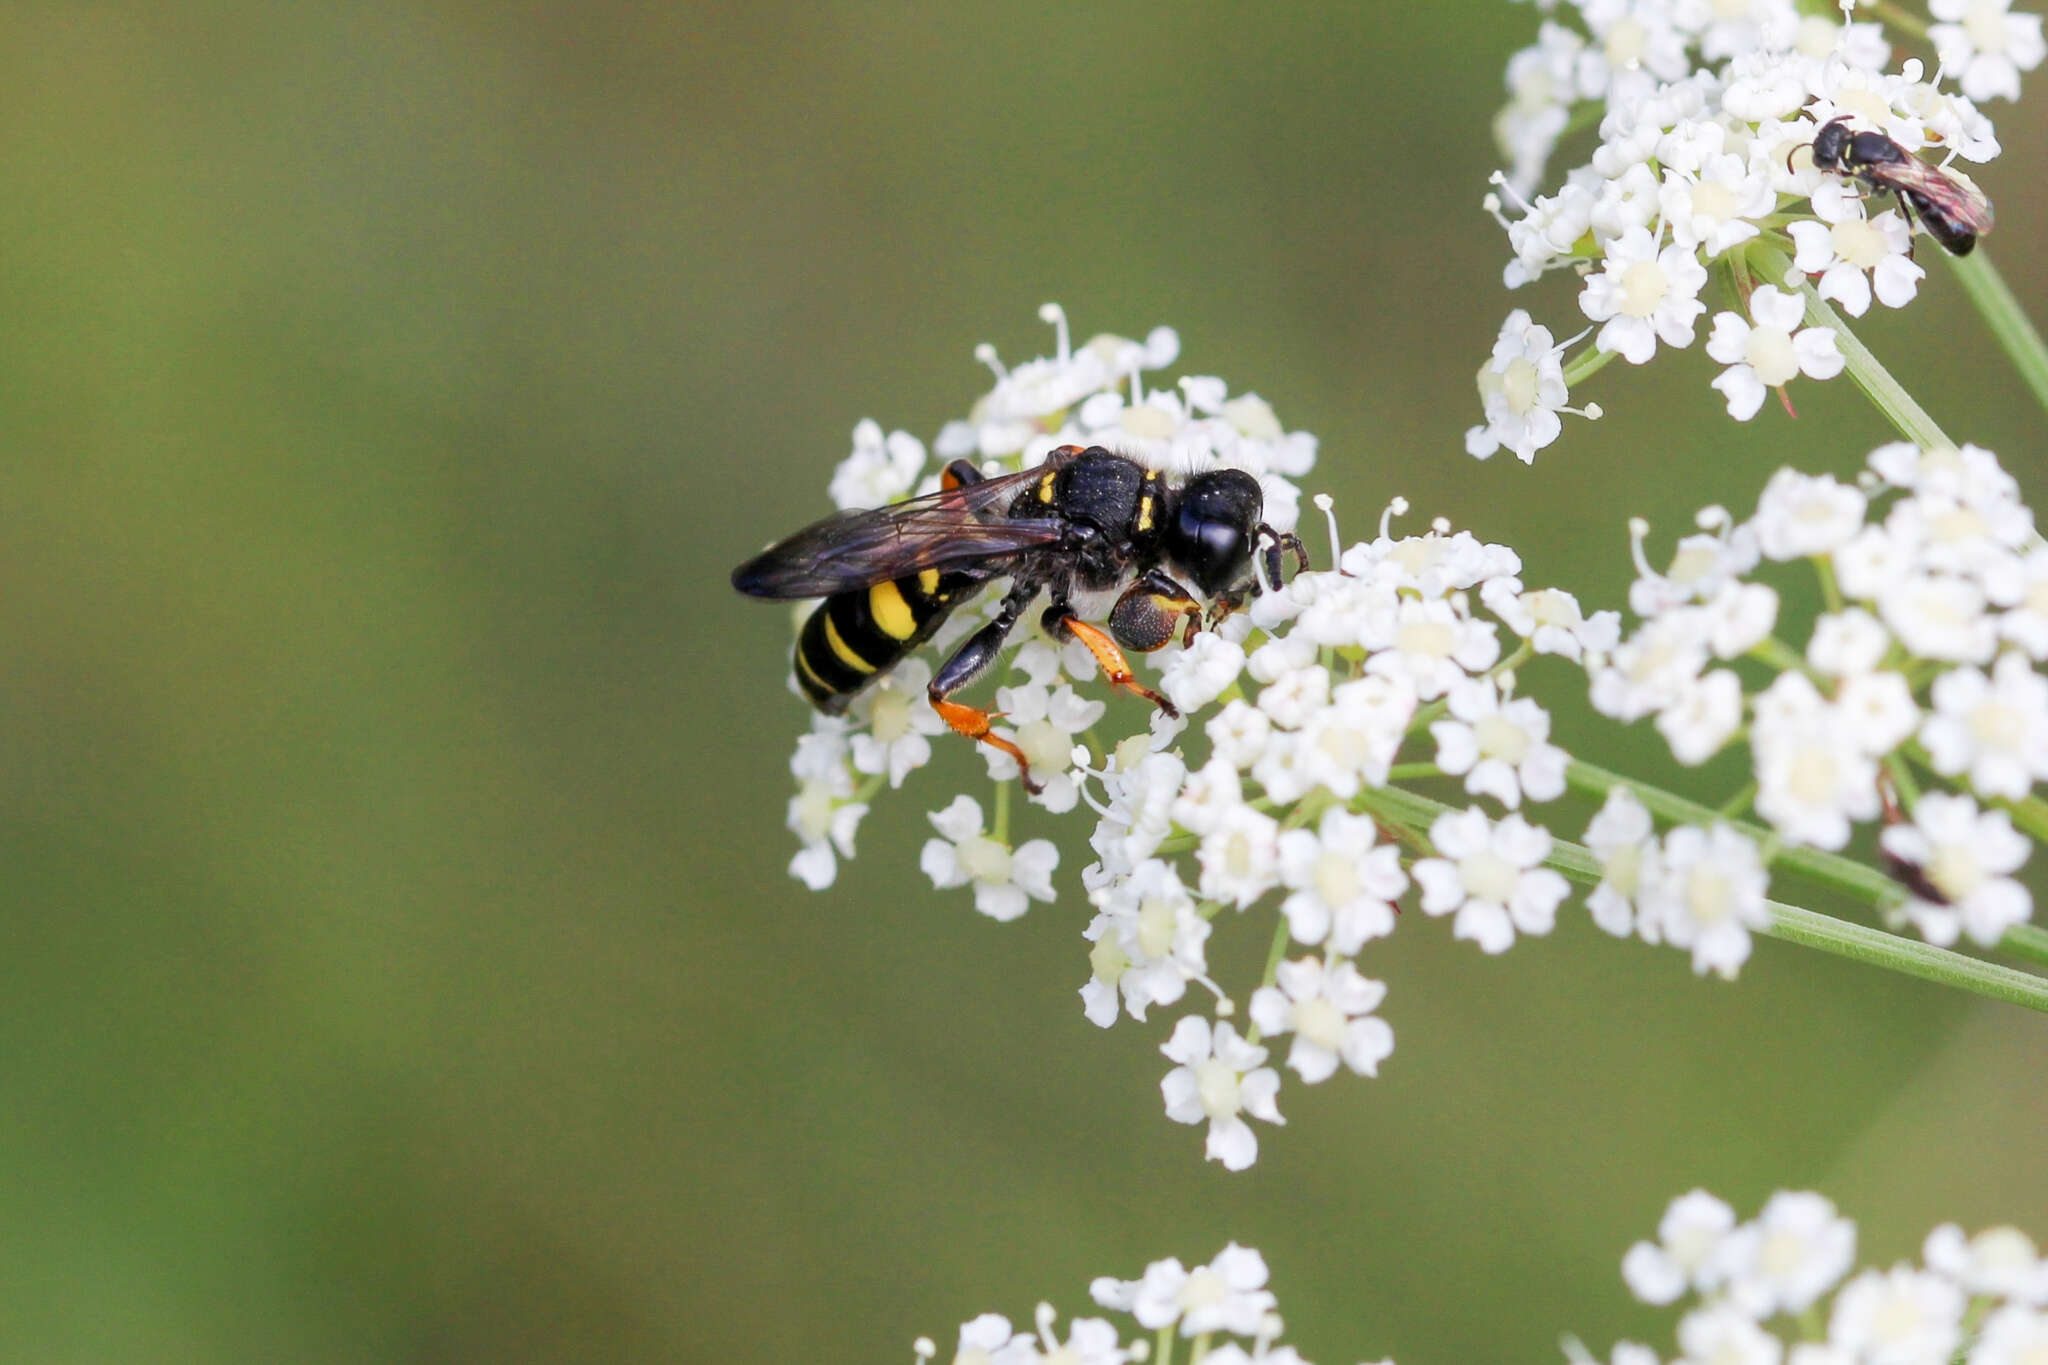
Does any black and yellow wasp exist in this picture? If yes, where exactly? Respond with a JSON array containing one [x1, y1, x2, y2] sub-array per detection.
[[732, 444, 1303, 790]]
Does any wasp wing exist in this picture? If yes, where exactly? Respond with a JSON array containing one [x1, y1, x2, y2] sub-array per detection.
[[1883, 156, 1996, 234], [731, 464, 1064, 599]]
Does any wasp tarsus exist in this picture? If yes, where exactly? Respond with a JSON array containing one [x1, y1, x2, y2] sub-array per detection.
[[732, 445, 1304, 786]]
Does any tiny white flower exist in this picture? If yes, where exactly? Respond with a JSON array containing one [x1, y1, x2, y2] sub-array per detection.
[[1879, 792, 2032, 946], [1467, 309, 1573, 463], [1808, 608, 1891, 676], [1656, 667, 1743, 766], [1643, 823, 1771, 978], [1430, 675, 1569, 808], [949, 1313, 1027, 1365], [1703, 580, 1780, 659], [1878, 574, 1997, 664], [1919, 652, 2048, 799], [1248, 958, 1395, 1083], [1592, 611, 1714, 723], [1835, 670, 1919, 756], [1969, 1304, 2048, 1365], [1712, 1190, 1858, 1317], [1705, 286, 1845, 421], [1258, 663, 1332, 730], [1275, 809, 1406, 952], [1084, 859, 1212, 1024], [850, 658, 950, 788], [1623, 1189, 1739, 1305], [1197, 804, 1283, 909], [1285, 675, 1417, 800], [920, 795, 1059, 922], [1208, 698, 1275, 769], [1923, 1223, 2048, 1303], [1828, 1266, 1965, 1365], [1990, 546, 2048, 659], [990, 673, 1108, 814], [1364, 597, 1502, 699], [1174, 756, 1249, 837], [1584, 786, 1658, 938], [1160, 633, 1248, 715], [829, 419, 928, 510], [1752, 673, 1881, 850], [1028, 1316, 1131, 1365], [1788, 207, 1923, 317], [1482, 579, 1623, 661], [1160, 1019, 1285, 1171], [1930, 0, 2047, 102], [1753, 468, 1867, 561], [1580, 226, 1712, 364], [1675, 1304, 1784, 1365], [1660, 153, 1776, 256], [1413, 807, 1570, 954]]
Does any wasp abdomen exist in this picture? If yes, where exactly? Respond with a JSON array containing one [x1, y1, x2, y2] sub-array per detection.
[[793, 568, 972, 713]]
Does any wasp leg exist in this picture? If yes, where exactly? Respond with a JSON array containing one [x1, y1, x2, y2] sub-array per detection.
[[1106, 571, 1204, 652], [1259, 523, 1308, 583], [929, 578, 1043, 792], [1045, 609, 1180, 719]]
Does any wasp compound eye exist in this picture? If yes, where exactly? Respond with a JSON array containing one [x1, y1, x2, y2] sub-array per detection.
[[1168, 469, 1263, 598]]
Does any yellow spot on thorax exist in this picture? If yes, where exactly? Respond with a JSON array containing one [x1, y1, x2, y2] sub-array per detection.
[[917, 567, 941, 596]]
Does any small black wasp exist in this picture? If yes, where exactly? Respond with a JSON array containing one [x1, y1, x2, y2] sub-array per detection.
[[1800, 115, 1994, 256], [732, 444, 1304, 790]]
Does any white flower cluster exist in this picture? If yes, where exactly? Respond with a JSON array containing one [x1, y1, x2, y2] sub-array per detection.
[[1587, 441, 2042, 953], [1590, 1189, 2048, 1365], [783, 304, 1318, 890], [1072, 510, 1626, 1168], [768, 316, 2045, 1176], [916, 1243, 1391, 1365], [1473, 0, 2021, 459]]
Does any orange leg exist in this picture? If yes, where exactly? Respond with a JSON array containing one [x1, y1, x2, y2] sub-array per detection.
[[1058, 617, 1180, 719], [929, 693, 1043, 794]]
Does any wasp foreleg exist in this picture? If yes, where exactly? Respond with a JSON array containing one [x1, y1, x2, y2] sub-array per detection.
[[1045, 608, 1180, 719]]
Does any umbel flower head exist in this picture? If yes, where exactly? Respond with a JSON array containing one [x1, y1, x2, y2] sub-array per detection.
[[915, 1241, 1393, 1365], [1472, 0, 2017, 458], [1590, 1189, 2048, 1365], [753, 307, 2044, 1172]]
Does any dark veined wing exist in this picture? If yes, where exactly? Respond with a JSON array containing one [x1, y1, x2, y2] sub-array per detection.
[[731, 463, 1065, 598], [1883, 155, 1996, 234]]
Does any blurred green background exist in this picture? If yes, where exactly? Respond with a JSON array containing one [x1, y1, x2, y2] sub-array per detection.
[[3, 3, 2045, 1361]]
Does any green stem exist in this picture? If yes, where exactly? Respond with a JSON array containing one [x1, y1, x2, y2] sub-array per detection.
[[1244, 917, 1296, 1047], [1945, 250, 2048, 423], [1863, 0, 1930, 38], [1385, 762, 1445, 781], [1372, 768, 2048, 1012], [1749, 244, 1952, 450], [1569, 758, 2048, 986], [2005, 924, 2048, 969], [1566, 759, 1901, 905], [1812, 554, 1844, 615], [1994, 793, 2048, 845], [1563, 345, 1618, 388]]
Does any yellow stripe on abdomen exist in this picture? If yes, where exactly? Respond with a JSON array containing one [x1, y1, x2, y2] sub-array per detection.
[[869, 580, 919, 639], [823, 614, 878, 673]]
